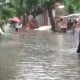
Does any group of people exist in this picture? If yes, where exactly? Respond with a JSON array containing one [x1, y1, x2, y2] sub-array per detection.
[[22, 16, 38, 31], [56, 17, 79, 34], [56, 17, 80, 53]]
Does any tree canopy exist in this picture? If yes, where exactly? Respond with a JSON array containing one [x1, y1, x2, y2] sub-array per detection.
[[0, 0, 80, 21]]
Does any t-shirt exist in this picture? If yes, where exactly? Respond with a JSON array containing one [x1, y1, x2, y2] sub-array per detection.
[[16, 24, 22, 28]]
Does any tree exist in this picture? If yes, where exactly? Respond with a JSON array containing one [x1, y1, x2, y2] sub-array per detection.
[[39, 0, 56, 32], [9, 0, 39, 26], [0, 1, 16, 24], [61, 0, 80, 14], [0, 0, 80, 29]]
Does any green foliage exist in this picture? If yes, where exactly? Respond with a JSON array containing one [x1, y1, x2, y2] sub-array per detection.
[[68, 4, 74, 14], [61, 0, 80, 14], [0, 6, 16, 20], [0, 0, 80, 21], [40, 0, 54, 6]]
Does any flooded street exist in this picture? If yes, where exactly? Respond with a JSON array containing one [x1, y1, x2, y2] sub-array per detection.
[[0, 30, 80, 80]]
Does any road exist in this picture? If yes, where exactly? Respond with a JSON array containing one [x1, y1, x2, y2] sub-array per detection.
[[0, 30, 80, 80]]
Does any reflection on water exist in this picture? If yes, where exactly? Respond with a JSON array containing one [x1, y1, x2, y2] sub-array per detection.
[[0, 31, 80, 80]]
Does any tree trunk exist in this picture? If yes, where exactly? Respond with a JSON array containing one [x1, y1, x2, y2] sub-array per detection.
[[22, 13, 26, 27], [26, 13, 28, 23], [33, 9, 36, 19], [47, 6, 56, 32], [43, 8, 48, 25]]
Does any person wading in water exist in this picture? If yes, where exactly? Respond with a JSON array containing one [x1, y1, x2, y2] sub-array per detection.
[[77, 30, 80, 54]]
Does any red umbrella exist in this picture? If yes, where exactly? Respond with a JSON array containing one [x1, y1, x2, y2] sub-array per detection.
[[11, 17, 20, 23]]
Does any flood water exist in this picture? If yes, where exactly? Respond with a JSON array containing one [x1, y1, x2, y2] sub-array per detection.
[[0, 30, 80, 80]]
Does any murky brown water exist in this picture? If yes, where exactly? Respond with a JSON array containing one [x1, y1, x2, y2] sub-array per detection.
[[0, 30, 80, 80]]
